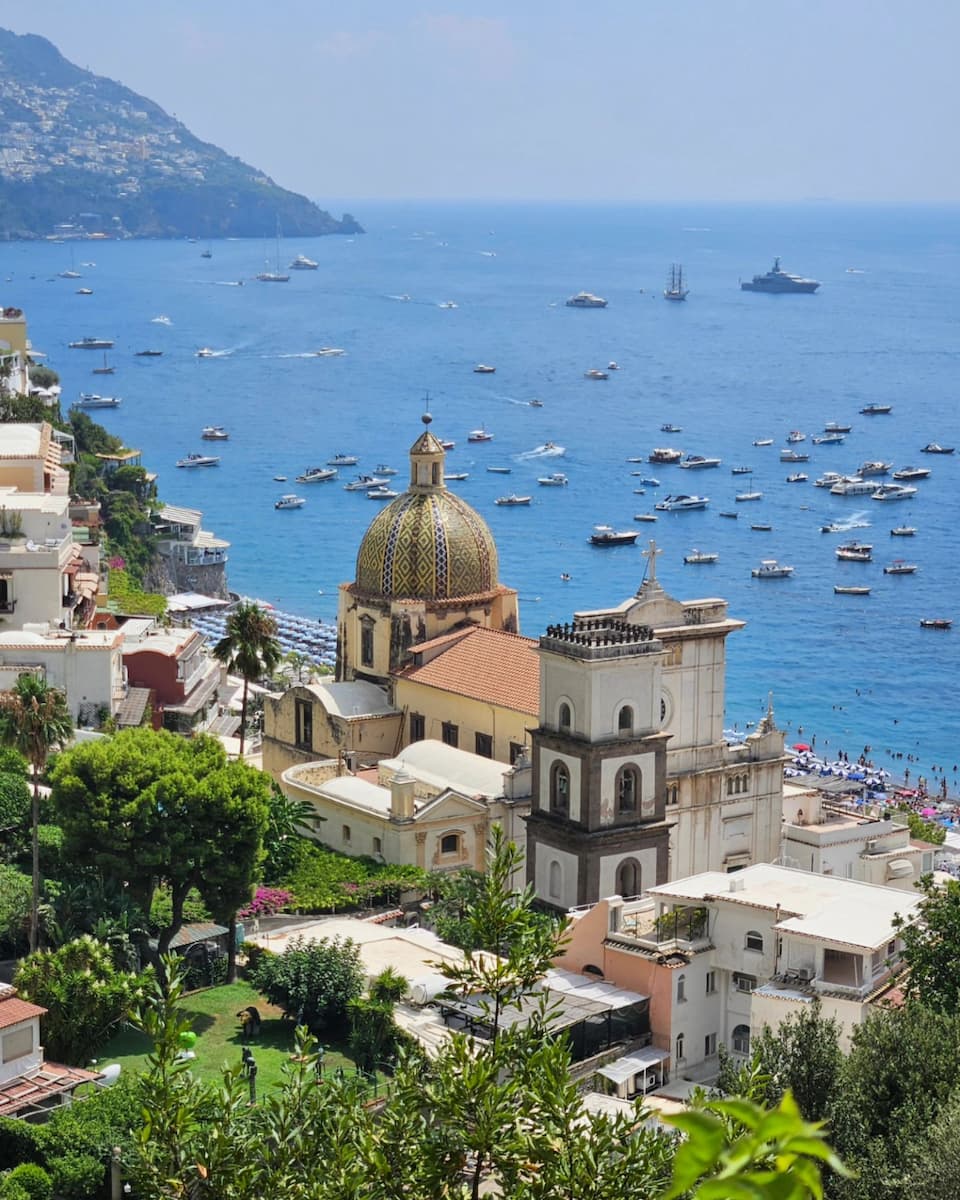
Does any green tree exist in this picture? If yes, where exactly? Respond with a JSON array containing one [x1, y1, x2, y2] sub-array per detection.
[[262, 783, 323, 880], [895, 874, 960, 1011], [0, 865, 31, 955], [0, 675, 73, 952], [50, 728, 270, 964], [14, 935, 150, 1065], [213, 601, 282, 757], [250, 934, 363, 1033]]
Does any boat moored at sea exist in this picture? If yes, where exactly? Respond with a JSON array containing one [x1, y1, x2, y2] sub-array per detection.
[[753, 438, 774, 446], [495, 495, 532, 506], [858, 461, 892, 477], [76, 393, 121, 408], [860, 403, 892, 415], [812, 432, 846, 445], [883, 560, 918, 575], [584, 368, 609, 380], [920, 619, 952, 630], [664, 264, 689, 301], [780, 449, 810, 462], [736, 490, 763, 502], [468, 428, 494, 442], [343, 475, 389, 492], [473, 364, 496, 374], [69, 336, 114, 349], [680, 454, 721, 470], [752, 560, 795, 578], [825, 422, 852, 433], [786, 473, 808, 483], [649, 447, 684, 464], [921, 443, 954, 454], [836, 541, 873, 562], [590, 525, 637, 546], [872, 483, 918, 501], [275, 494, 305, 509], [654, 494, 710, 511], [890, 526, 917, 536], [538, 473, 568, 486], [830, 478, 875, 496], [296, 467, 338, 483], [834, 586, 871, 595], [368, 487, 399, 500], [566, 291, 608, 308], [684, 549, 718, 564], [328, 454, 359, 467], [176, 453, 221, 469], [892, 466, 931, 481], [289, 254, 319, 270], [741, 258, 820, 294], [201, 426, 229, 440]]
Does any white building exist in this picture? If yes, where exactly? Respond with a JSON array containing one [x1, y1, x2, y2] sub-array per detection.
[[0, 626, 126, 725]]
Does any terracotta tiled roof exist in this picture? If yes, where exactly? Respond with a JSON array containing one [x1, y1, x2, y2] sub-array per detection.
[[395, 626, 540, 716], [0, 1063, 100, 1118], [0, 995, 46, 1029]]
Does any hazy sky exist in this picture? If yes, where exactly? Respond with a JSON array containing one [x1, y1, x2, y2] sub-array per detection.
[[8, 1, 960, 204]]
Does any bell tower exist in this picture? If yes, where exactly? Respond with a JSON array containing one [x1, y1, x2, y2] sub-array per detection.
[[526, 614, 672, 912]]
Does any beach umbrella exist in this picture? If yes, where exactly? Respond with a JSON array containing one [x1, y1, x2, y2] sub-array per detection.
[[922, 807, 937, 817], [793, 742, 811, 751]]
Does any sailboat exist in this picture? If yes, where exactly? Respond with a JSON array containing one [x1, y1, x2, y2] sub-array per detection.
[[664, 263, 689, 302], [256, 219, 290, 283], [58, 246, 81, 280], [92, 353, 115, 376]]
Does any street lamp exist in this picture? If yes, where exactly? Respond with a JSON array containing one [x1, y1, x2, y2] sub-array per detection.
[[314, 1044, 326, 1081]]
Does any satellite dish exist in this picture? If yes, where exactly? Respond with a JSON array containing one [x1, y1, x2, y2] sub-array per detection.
[[96, 1063, 122, 1088]]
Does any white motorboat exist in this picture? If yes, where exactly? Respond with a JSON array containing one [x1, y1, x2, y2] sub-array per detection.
[[830, 478, 876, 496], [634, 514, 658, 523], [473, 364, 496, 374], [313, 347, 345, 357], [275, 494, 305, 509], [344, 475, 389, 492], [661, 423, 682, 433], [590, 525, 637, 545], [735, 491, 763, 502], [815, 472, 847, 488], [374, 464, 398, 476], [328, 454, 359, 466], [921, 443, 954, 454], [608, 361, 620, 371], [584, 368, 609, 380], [152, 315, 173, 325], [836, 541, 873, 562], [438, 300, 458, 309], [680, 455, 721, 470], [368, 487, 399, 500], [289, 254, 319, 270], [858, 461, 892, 477], [779, 449, 810, 462], [812, 432, 846, 445], [439, 439, 456, 450], [872, 483, 918, 501], [752, 560, 794, 579], [195, 347, 218, 358], [176, 453, 221, 468], [649, 447, 684, 464], [468, 429, 494, 442], [825, 422, 852, 433], [890, 526, 917, 536], [636, 476, 660, 486], [654, 494, 710, 511], [751, 523, 773, 531], [731, 466, 753, 475], [495, 495, 532, 506], [684, 549, 718, 564], [76, 287, 93, 295], [486, 466, 512, 474], [786, 473, 808, 483], [883, 560, 918, 575], [892, 466, 931, 481], [786, 430, 806, 443], [76, 393, 121, 408], [444, 472, 469, 481], [69, 336, 114, 350], [538, 473, 569, 486], [296, 467, 338, 483], [753, 438, 774, 446], [566, 291, 608, 308], [201, 426, 229, 440]]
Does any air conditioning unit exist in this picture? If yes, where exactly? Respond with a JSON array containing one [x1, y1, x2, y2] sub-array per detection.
[[865, 839, 878, 854], [794, 967, 814, 982]]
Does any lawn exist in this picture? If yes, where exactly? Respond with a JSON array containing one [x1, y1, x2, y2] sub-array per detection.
[[99, 981, 357, 1092]]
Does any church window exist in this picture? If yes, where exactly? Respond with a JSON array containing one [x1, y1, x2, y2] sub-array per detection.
[[440, 833, 460, 856], [342, 824, 352, 844], [667, 784, 679, 806], [616, 766, 640, 814], [442, 721, 459, 748], [410, 713, 425, 741], [550, 761, 570, 816], [618, 705, 634, 734], [548, 860, 562, 899], [616, 858, 640, 899], [294, 699, 313, 750], [558, 702, 572, 732], [676, 974, 686, 1003], [360, 620, 374, 668], [745, 930, 764, 953], [475, 732, 493, 758], [431, 462, 440, 485]]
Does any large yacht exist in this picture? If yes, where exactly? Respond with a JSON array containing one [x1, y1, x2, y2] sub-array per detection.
[[289, 254, 319, 270], [566, 291, 608, 308], [679, 454, 721, 470], [654, 494, 710, 511], [741, 257, 820, 294], [69, 336, 114, 349]]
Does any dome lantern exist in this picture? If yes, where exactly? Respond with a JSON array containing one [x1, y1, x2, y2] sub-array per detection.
[[408, 411, 446, 492]]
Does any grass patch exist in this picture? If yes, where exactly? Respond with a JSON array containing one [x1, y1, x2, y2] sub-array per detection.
[[99, 980, 356, 1092]]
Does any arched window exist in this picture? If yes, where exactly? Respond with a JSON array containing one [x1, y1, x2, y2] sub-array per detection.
[[675, 1033, 685, 1062], [616, 858, 640, 899], [732, 1024, 751, 1055], [558, 702, 572, 732], [618, 705, 634, 734], [550, 760, 570, 816], [616, 765, 640, 814], [667, 784, 679, 806], [431, 462, 440, 485], [676, 973, 686, 1002], [745, 930, 764, 953], [726, 776, 734, 796], [440, 833, 460, 856], [548, 860, 562, 900]]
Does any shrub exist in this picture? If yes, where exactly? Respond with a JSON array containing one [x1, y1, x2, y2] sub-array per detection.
[[0, 1182, 31, 1200], [280, 840, 428, 912], [4, 1164, 51, 1200], [0, 771, 30, 834], [0, 1120, 45, 1171], [237, 886, 292, 920], [47, 1154, 105, 1200], [250, 935, 362, 1033], [240, 941, 273, 978], [369, 967, 408, 1004]]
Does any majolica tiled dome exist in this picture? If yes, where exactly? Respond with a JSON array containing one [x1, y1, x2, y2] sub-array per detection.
[[355, 417, 499, 601]]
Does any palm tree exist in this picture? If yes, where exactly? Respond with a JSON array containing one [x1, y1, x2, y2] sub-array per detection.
[[0, 674, 73, 952], [213, 601, 282, 758]]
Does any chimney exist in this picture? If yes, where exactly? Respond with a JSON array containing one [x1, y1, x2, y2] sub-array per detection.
[[389, 771, 416, 822]]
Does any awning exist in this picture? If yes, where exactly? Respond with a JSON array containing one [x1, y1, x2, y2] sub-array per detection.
[[597, 1047, 670, 1085]]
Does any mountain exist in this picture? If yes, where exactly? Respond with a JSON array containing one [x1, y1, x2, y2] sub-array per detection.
[[0, 28, 362, 240]]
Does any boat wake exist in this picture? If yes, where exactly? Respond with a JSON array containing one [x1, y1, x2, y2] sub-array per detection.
[[833, 510, 872, 532], [517, 443, 566, 459]]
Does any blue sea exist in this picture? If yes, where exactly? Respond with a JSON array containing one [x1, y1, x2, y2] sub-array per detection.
[[5, 202, 960, 778]]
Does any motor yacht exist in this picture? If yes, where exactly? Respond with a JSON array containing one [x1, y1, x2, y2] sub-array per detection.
[[735, 491, 763, 502], [495, 495, 532, 506], [566, 292, 608, 308], [858, 461, 892, 477], [176, 453, 220, 468], [680, 455, 721, 470], [872, 483, 918, 501], [890, 526, 917, 537], [751, 560, 795, 578], [892, 466, 930, 481], [860, 403, 892, 415], [654, 494, 710, 511], [779, 449, 810, 462], [296, 467, 338, 483], [473, 364, 496, 374], [201, 426, 229, 440], [368, 487, 399, 500], [786, 473, 808, 483], [69, 336, 114, 350], [76, 393, 121, 408], [344, 475, 389, 492], [883, 560, 918, 575], [921, 443, 954, 454], [684, 549, 718, 564], [374, 464, 398, 476], [328, 453, 360, 466], [830, 478, 876, 496], [649, 447, 684, 464], [741, 258, 819, 293], [590, 525, 637, 545], [289, 254, 319, 270], [584, 368, 609, 380], [468, 429, 494, 443], [275, 494, 306, 509], [538, 473, 569, 486], [812, 432, 846, 445]]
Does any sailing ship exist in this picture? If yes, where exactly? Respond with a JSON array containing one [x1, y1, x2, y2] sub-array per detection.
[[256, 219, 290, 283], [664, 263, 689, 301]]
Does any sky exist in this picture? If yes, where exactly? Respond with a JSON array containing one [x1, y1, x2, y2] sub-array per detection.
[[7, 1, 960, 204]]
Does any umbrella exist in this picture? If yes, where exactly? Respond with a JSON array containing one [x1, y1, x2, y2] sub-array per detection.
[[847, 771, 866, 781], [793, 742, 811, 752], [921, 807, 937, 817]]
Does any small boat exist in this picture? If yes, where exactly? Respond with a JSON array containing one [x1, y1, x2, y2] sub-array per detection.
[[152, 315, 173, 325], [444, 472, 469, 481], [200, 248, 212, 259], [468, 429, 494, 442], [779, 449, 809, 462], [921, 443, 954, 454], [872, 483, 918, 501], [660, 423, 682, 433], [634, 513, 658, 522], [680, 455, 721, 470], [487, 466, 512, 474], [812, 432, 846, 445], [735, 491, 763, 502], [834, 586, 871, 595], [495, 495, 532, 506], [195, 347, 218, 358], [753, 438, 774, 447], [815, 472, 846, 488], [438, 300, 458, 309], [786, 430, 806, 443], [731, 466, 753, 475], [275, 494, 306, 509], [752, 560, 794, 578], [750, 523, 773, 531], [538, 473, 568, 486], [883, 560, 918, 575], [473, 364, 496, 374], [920, 619, 952, 630], [201, 426, 229, 441], [684, 549, 718, 564], [786, 473, 808, 483], [566, 292, 608, 308], [296, 467, 338, 483], [289, 254, 319, 270], [274, 475, 287, 482], [858, 461, 892, 477], [649, 447, 684, 464], [824, 422, 852, 433], [135, 349, 163, 357], [313, 347, 345, 357], [76, 287, 93, 295], [529, 398, 544, 407], [590, 525, 637, 546], [860, 403, 892, 415], [368, 487, 399, 500], [76, 393, 121, 408], [584, 368, 609, 380], [654, 494, 710, 511], [890, 526, 917, 537], [343, 475, 389, 492], [821, 522, 846, 533], [59, 269, 81, 280], [439, 440, 456, 450], [719, 511, 739, 519], [176, 453, 220, 468], [892, 466, 931, 481], [637, 476, 660, 487], [92, 353, 114, 375], [664, 263, 689, 301], [608, 361, 619, 371], [836, 542, 872, 562], [69, 336, 114, 350], [328, 454, 359, 466], [374, 464, 398, 476]]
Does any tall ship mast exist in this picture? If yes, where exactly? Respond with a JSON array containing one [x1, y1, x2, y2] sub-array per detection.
[[664, 263, 689, 301]]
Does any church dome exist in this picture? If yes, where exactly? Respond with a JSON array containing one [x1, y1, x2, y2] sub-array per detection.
[[355, 417, 499, 601]]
